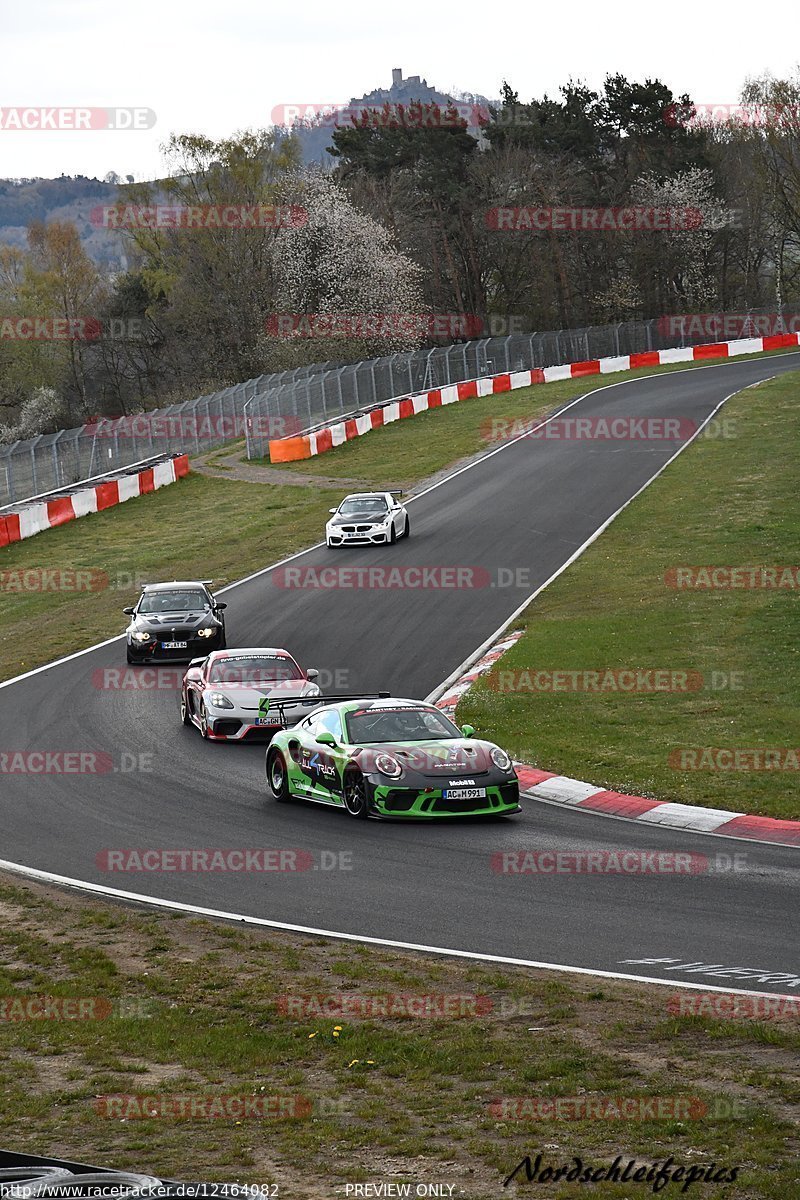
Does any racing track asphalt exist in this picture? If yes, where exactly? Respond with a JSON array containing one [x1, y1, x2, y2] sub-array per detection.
[[2, 354, 799, 996]]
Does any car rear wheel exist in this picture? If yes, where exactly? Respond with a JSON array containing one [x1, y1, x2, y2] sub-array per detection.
[[267, 748, 292, 802], [343, 768, 369, 819]]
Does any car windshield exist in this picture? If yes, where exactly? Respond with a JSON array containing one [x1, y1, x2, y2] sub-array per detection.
[[139, 590, 208, 613], [339, 497, 387, 516], [208, 656, 302, 685], [345, 706, 460, 744]]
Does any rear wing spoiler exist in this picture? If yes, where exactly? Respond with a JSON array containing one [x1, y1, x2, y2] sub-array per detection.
[[255, 691, 392, 723]]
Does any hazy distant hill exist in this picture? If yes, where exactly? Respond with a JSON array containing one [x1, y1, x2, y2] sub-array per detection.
[[0, 70, 499, 264], [281, 68, 498, 165], [0, 175, 129, 268]]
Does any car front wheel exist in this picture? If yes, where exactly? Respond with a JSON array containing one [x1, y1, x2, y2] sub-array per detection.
[[267, 748, 292, 802], [180, 689, 191, 726], [343, 768, 369, 818]]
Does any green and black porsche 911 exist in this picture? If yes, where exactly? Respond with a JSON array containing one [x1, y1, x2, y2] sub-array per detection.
[[265, 696, 520, 819]]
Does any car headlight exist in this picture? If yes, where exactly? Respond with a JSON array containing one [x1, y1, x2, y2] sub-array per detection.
[[208, 692, 234, 709], [490, 746, 512, 771], [132, 631, 152, 642], [374, 752, 402, 778]]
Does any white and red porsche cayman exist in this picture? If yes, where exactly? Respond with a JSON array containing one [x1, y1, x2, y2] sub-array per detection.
[[180, 647, 321, 741]]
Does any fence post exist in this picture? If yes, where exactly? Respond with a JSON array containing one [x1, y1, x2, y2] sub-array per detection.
[[51, 430, 64, 489]]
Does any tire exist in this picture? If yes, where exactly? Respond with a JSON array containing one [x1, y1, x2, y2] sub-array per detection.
[[180, 688, 191, 726], [218, 630, 226, 650], [267, 748, 292, 802], [198, 700, 210, 740], [389, 522, 397, 545], [126, 649, 136, 665], [343, 768, 369, 819], [402, 514, 410, 538]]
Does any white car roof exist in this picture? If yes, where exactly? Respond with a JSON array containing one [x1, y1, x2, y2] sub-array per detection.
[[341, 492, 390, 501]]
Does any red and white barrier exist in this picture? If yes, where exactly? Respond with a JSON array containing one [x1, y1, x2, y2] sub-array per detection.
[[0, 455, 189, 548], [435, 632, 800, 847], [268, 332, 800, 463]]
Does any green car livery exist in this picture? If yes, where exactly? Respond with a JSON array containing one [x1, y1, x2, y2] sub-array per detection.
[[265, 697, 521, 819]]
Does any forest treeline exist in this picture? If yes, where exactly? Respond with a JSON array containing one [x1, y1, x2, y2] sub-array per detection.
[[1, 71, 798, 439]]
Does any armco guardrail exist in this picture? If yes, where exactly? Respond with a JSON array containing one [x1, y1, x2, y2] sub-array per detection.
[[1, 310, 794, 504], [266, 333, 800, 463], [0, 453, 189, 547]]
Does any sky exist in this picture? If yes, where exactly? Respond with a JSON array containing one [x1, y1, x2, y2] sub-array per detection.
[[0, 0, 795, 181]]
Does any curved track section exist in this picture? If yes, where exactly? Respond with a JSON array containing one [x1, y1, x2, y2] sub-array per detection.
[[2, 356, 799, 996]]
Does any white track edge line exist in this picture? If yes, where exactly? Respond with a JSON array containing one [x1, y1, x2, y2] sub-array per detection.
[[519, 789, 800, 851], [426, 377, 775, 703], [0, 856, 795, 999], [2, 354, 797, 696]]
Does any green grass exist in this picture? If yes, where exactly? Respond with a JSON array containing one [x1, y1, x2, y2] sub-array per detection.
[[0, 874, 796, 1195], [252, 349, 800, 483], [460, 369, 800, 819], [0, 473, 340, 683], [2, 348, 800, 820]]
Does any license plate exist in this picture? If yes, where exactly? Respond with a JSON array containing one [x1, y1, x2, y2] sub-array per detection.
[[344, 531, 361, 538], [442, 787, 485, 800], [255, 718, 280, 727], [162, 640, 187, 650]]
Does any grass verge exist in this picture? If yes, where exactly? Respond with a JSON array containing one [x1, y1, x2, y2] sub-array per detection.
[[0, 873, 797, 1198], [459, 369, 800, 819]]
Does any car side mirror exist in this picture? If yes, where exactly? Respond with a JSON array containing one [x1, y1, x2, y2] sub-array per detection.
[[306, 669, 319, 680], [329, 508, 337, 514], [122, 606, 134, 615], [215, 602, 227, 610], [189, 658, 207, 669], [317, 731, 337, 747], [460, 724, 476, 738]]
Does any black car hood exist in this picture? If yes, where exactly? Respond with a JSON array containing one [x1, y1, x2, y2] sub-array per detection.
[[132, 609, 218, 629]]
